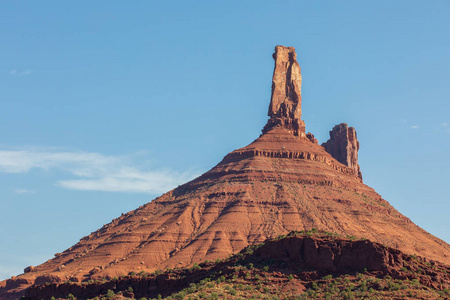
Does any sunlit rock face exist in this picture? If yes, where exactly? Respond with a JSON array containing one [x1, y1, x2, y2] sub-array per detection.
[[262, 45, 305, 137]]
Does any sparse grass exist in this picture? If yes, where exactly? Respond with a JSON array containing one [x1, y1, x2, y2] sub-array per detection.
[[52, 266, 446, 300], [37, 232, 450, 300]]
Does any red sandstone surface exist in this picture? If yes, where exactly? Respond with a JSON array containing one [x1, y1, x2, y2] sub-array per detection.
[[1, 45, 449, 299]]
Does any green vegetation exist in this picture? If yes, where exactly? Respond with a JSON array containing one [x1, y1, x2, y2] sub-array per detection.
[[52, 265, 445, 300], [41, 231, 449, 300]]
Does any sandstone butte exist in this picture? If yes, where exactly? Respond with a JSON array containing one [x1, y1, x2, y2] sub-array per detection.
[[1, 45, 449, 299]]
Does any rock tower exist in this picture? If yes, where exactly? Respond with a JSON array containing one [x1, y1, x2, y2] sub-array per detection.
[[262, 46, 305, 137]]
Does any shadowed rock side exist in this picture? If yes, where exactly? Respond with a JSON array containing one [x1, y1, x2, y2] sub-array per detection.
[[262, 45, 305, 137], [323, 123, 362, 180], [1, 45, 449, 299], [23, 233, 450, 300]]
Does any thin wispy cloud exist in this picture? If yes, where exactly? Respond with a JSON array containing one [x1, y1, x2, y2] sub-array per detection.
[[15, 189, 36, 194], [9, 69, 32, 76], [402, 119, 450, 133], [0, 148, 199, 194], [401, 119, 421, 130], [400, 119, 421, 129]]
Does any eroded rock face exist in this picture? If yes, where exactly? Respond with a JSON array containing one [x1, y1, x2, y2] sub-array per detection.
[[322, 123, 362, 180], [262, 46, 305, 137]]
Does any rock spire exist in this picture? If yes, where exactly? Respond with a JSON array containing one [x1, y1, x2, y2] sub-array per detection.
[[322, 123, 362, 180], [262, 46, 305, 137]]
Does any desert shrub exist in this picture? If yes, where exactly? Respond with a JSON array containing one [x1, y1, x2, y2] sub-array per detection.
[[341, 289, 354, 300], [173, 290, 186, 299], [106, 290, 115, 299], [154, 269, 162, 275], [191, 263, 201, 271], [388, 282, 400, 291], [306, 289, 316, 297]]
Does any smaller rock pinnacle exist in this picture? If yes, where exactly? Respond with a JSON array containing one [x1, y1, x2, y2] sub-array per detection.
[[322, 123, 362, 180], [262, 45, 305, 137]]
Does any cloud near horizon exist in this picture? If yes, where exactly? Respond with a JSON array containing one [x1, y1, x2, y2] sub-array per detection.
[[9, 69, 32, 76], [15, 188, 36, 194], [0, 148, 199, 194]]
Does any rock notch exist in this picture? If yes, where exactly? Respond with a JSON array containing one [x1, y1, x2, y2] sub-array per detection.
[[322, 123, 362, 180], [262, 45, 305, 137]]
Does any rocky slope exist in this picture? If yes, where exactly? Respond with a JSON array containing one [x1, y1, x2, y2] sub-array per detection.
[[1, 45, 449, 299], [23, 231, 450, 299]]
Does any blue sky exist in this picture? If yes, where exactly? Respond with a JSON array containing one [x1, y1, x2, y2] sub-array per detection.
[[1, 1, 449, 280]]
